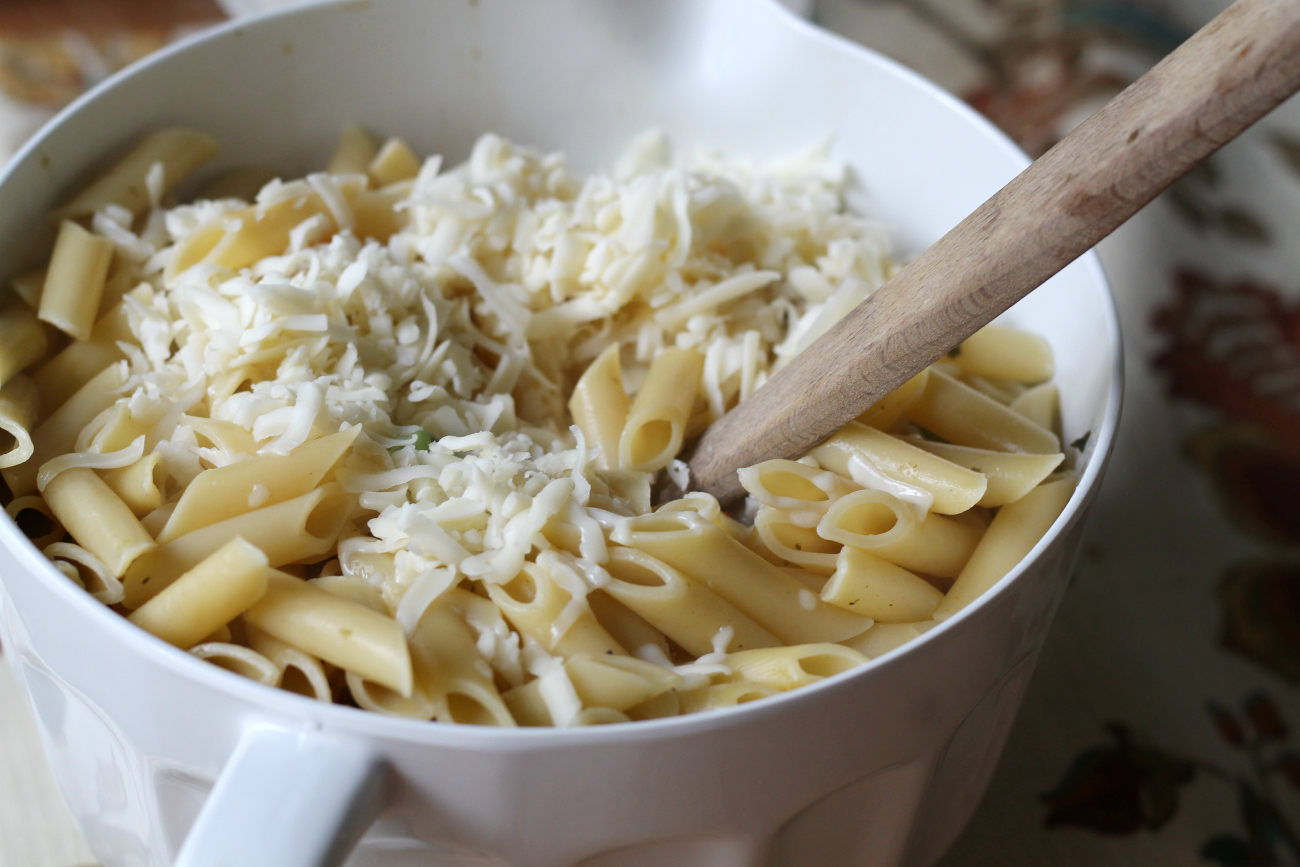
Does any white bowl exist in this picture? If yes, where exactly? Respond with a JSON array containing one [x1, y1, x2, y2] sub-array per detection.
[[0, 1, 1121, 865]]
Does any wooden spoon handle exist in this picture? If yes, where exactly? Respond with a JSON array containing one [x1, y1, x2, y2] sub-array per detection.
[[689, 0, 1300, 503]]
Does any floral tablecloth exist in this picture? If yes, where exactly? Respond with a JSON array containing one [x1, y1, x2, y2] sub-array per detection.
[[4, 1, 1300, 865]]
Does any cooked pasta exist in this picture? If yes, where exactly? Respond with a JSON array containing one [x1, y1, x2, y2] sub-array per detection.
[[4, 128, 1082, 726]]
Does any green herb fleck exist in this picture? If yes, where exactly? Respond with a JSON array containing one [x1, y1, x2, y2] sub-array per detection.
[[1070, 430, 1092, 452]]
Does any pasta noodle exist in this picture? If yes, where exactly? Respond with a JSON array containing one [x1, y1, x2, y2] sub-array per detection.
[[0, 301, 47, 386], [56, 128, 220, 219], [0, 376, 38, 469], [329, 125, 379, 175], [5, 128, 1081, 727], [40, 221, 115, 341], [128, 536, 269, 649]]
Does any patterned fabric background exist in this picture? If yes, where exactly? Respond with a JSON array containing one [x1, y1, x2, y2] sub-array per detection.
[[4, 0, 1300, 864]]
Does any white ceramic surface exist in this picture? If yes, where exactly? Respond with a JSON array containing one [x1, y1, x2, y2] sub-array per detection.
[[0, 1, 1122, 865]]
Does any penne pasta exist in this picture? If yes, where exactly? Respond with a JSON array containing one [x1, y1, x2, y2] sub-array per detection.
[[505, 653, 679, 726], [44, 542, 123, 605], [158, 427, 358, 543], [951, 324, 1054, 383], [810, 422, 986, 515], [56, 128, 220, 219], [902, 437, 1064, 507], [0, 300, 47, 386], [568, 344, 628, 471], [6, 494, 64, 549], [30, 300, 132, 416], [619, 348, 702, 472], [368, 137, 422, 187], [128, 536, 269, 649], [906, 369, 1060, 455], [245, 624, 333, 702], [123, 485, 354, 607], [10, 268, 45, 310], [409, 603, 515, 726], [821, 546, 941, 622], [190, 643, 280, 686], [200, 165, 279, 202], [329, 124, 379, 175], [737, 458, 855, 515], [840, 621, 932, 659], [486, 561, 626, 657], [0, 375, 38, 469], [933, 477, 1076, 619], [1009, 382, 1061, 436], [40, 221, 115, 341], [43, 467, 156, 577], [587, 590, 671, 659], [100, 453, 167, 517], [857, 369, 929, 431], [817, 490, 981, 579], [600, 547, 779, 656], [246, 570, 414, 697], [679, 682, 778, 714], [722, 644, 867, 692], [618, 511, 872, 644], [25, 127, 1086, 727], [754, 508, 841, 574]]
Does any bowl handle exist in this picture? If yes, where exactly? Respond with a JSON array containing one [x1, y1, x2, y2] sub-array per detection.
[[174, 724, 391, 867]]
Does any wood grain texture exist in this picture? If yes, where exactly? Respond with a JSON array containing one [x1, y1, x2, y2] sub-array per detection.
[[689, 0, 1300, 504]]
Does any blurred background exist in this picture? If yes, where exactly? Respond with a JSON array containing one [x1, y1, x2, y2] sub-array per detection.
[[3, 1, 1300, 865]]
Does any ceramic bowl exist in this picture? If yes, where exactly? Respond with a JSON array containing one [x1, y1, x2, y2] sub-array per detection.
[[0, 1, 1121, 864]]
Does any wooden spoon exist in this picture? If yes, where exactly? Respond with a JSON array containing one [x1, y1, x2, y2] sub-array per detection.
[[687, 0, 1300, 503]]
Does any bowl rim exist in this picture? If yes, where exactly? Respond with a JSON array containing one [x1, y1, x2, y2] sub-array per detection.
[[0, 0, 1123, 747]]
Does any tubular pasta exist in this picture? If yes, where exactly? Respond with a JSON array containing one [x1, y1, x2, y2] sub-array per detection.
[[7, 495, 64, 549], [129, 536, 270, 649], [409, 603, 514, 726], [754, 508, 841, 574], [810, 422, 986, 515], [934, 477, 1077, 619], [123, 484, 354, 606], [906, 369, 1060, 455], [568, 343, 627, 471], [0, 301, 47, 386], [158, 427, 358, 543], [30, 301, 132, 416], [43, 467, 156, 578], [246, 624, 333, 703], [100, 453, 168, 517], [368, 137, 422, 187], [44, 542, 123, 605], [818, 490, 981, 579], [246, 570, 414, 697], [821, 546, 941, 623], [1009, 383, 1060, 435], [618, 348, 702, 472], [952, 324, 1054, 383], [329, 124, 379, 175], [6, 362, 127, 497], [40, 221, 115, 341], [56, 128, 220, 219], [619, 511, 872, 645], [722, 644, 867, 692], [599, 547, 779, 656], [679, 682, 778, 714], [857, 369, 929, 431], [0, 375, 38, 469], [903, 437, 1064, 507], [18, 128, 1084, 727], [486, 562, 626, 657], [190, 643, 280, 686]]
